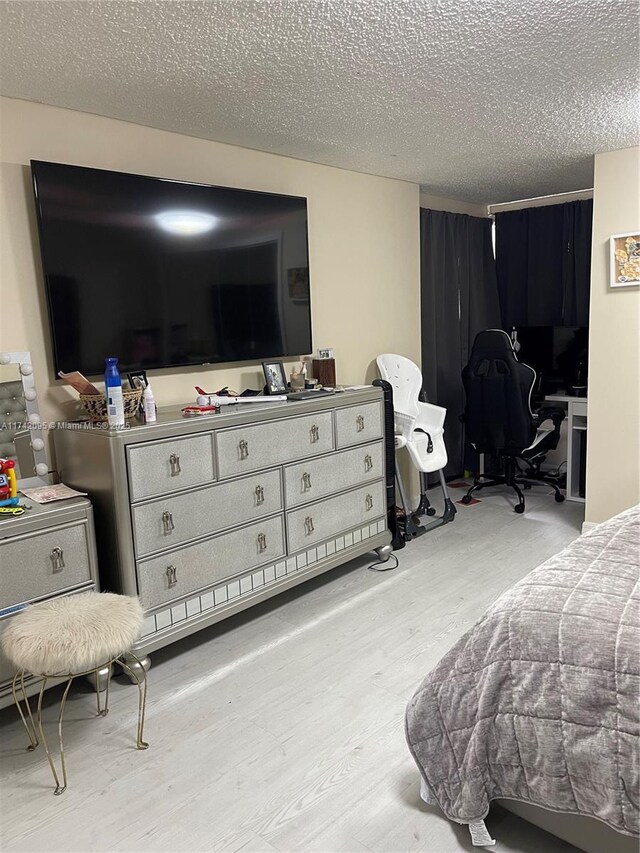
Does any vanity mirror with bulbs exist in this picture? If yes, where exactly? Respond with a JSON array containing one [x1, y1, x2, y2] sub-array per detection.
[[0, 351, 49, 481], [0, 350, 100, 709]]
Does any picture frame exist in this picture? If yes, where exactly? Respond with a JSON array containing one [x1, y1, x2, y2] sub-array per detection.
[[126, 370, 148, 392], [610, 232, 640, 288], [262, 360, 288, 395], [127, 370, 148, 414], [316, 347, 334, 360]]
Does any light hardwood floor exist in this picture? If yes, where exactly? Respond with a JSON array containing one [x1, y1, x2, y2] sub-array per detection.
[[1, 486, 585, 853]]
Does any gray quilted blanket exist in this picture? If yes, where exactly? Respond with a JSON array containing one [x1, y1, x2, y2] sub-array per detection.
[[406, 505, 640, 838]]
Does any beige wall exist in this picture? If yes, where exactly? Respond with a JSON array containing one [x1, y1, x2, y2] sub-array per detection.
[[0, 97, 420, 439], [419, 191, 487, 218], [585, 146, 640, 523]]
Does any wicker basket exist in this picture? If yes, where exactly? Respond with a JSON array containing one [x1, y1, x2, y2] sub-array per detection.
[[80, 389, 143, 423]]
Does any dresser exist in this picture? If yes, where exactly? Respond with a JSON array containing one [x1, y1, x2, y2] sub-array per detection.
[[0, 497, 99, 708], [54, 387, 392, 670]]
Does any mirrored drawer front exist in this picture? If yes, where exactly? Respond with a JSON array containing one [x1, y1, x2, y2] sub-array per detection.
[[137, 515, 285, 611], [286, 480, 385, 553], [132, 468, 282, 557], [128, 433, 215, 502], [335, 402, 383, 449], [284, 442, 384, 509], [0, 522, 92, 608], [216, 412, 334, 479]]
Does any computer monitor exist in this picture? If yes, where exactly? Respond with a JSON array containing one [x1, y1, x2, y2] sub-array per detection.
[[514, 326, 588, 396]]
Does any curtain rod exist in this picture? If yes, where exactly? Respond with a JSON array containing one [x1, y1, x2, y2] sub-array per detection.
[[489, 188, 593, 215]]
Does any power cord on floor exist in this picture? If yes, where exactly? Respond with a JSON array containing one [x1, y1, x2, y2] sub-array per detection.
[[367, 553, 399, 573]]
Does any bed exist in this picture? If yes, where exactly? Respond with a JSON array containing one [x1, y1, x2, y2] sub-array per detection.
[[405, 504, 640, 850]]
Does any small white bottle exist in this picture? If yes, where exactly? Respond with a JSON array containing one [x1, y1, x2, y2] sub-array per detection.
[[143, 383, 157, 423]]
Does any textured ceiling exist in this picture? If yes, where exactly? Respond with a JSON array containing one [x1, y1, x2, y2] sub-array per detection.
[[0, 0, 638, 203]]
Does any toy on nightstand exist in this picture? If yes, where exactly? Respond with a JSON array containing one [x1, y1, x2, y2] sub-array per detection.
[[0, 458, 19, 507]]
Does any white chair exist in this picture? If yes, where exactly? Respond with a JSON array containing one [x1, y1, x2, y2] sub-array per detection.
[[376, 353, 456, 537]]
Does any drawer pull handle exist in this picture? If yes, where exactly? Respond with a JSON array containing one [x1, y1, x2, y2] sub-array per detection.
[[257, 532, 267, 552], [310, 424, 319, 444], [255, 485, 265, 505], [365, 493, 374, 511], [50, 547, 65, 573], [356, 415, 365, 432], [304, 516, 315, 535], [238, 439, 249, 460], [302, 472, 312, 491], [166, 565, 178, 588], [169, 453, 181, 476], [364, 454, 373, 472], [162, 510, 175, 534]]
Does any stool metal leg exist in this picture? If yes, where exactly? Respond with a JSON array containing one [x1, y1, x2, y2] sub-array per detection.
[[35, 676, 62, 795], [117, 655, 149, 750], [54, 677, 74, 795], [95, 662, 111, 717], [34, 675, 74, 795], [11, 670, 39, 751]]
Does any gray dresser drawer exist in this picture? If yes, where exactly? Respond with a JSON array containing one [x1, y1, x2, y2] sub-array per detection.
[[216, 412, 334, 479], [335, 402, 383, 449], [0, 612, 19, 685], [132, 468, 282, 557], [286, 480, 385, 553], [137, 515, 285, 610], [284, 442, 384, 508], [0, 522, 93, 608], [128, 433, 215, 502]]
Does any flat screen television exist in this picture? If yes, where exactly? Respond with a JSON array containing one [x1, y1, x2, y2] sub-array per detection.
[[31, 160, 312, 376]]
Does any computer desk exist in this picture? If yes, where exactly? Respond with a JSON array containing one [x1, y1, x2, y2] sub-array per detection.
[[544, 393, 588, 503]]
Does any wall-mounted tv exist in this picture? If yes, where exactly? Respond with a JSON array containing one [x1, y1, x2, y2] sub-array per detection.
[[31, 161, 312, 376]]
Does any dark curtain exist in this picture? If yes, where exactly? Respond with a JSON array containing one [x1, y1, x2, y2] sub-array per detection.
[[495, 199, 592, 328], [420, 209, 501, 478]]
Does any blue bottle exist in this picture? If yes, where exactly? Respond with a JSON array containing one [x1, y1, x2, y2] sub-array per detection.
[[104, 357, 125, 427]]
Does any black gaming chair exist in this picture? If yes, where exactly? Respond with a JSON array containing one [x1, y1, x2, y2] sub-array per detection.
[[460, 329, 566, 513]]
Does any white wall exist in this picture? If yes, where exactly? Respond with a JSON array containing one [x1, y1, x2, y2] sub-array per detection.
[[585, 146, 640, 523], [419, 192, 487, 218], [0, 97, 420, 434]]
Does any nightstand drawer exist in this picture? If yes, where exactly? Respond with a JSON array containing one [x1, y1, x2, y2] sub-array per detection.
[[137, 515, 285, 610], [335, 402, 383, 449], [284, 442, 384, 508], [132, 469, 282, 557], [286, 480, 385, 553], [128, 433, 215, 502], [216, 412, 334, 479], [572, 401, 588, 417], [0, 522, 93, 608]]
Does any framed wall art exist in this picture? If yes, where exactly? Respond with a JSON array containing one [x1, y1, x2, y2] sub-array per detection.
[[610, 232, 640, 288]]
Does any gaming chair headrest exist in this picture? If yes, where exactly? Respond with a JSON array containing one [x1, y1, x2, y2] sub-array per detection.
[[470, 329, 517, 361]]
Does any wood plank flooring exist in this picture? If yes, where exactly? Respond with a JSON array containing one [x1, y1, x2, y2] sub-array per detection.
[[0, 487, 585, 852]]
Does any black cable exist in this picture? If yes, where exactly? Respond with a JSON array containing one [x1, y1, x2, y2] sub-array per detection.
[[367, 553, 399, 573]]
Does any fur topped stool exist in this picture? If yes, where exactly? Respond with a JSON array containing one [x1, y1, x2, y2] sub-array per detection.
[[2, 592, 149, 795]]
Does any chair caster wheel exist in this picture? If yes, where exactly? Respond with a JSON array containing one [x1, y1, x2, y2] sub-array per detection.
[[426, 507, 436, 516], [461, 495, 472, 505], [555, 493, 565, 503], [514, 504, 525, 514]]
